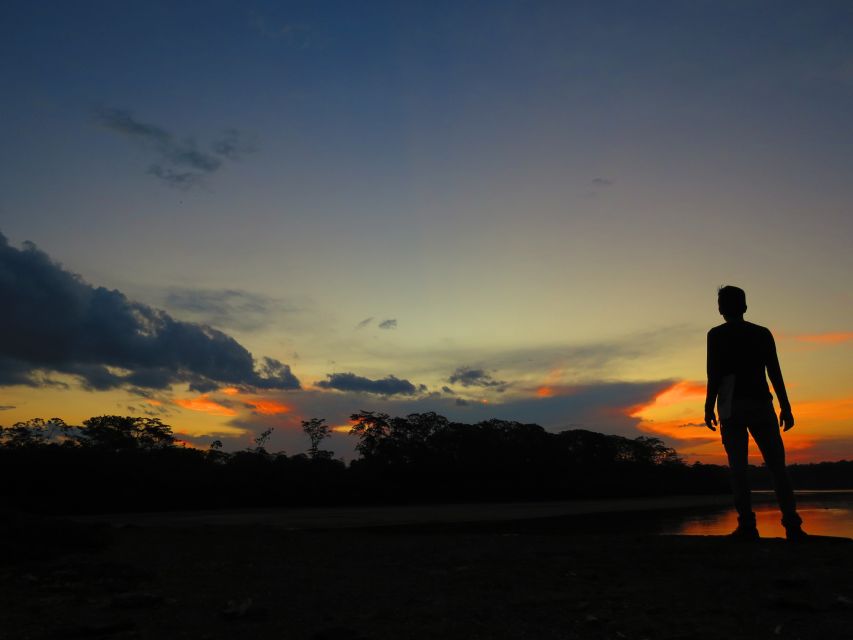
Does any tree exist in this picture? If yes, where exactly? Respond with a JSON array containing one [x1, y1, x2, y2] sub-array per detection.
[[253, 428, 274, 454], [77, 416, 177, 451], [206, 439, 229, 463], [301, 418, 332, 459], [0, 417, 71, 448], [349, 411, 391, 459]]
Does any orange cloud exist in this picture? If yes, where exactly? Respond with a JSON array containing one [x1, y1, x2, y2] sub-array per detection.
[[220, 386, 241, 396], [792, 332, 853, 345], [246, 399, 291, 415], [626, 381, 712, 443], [627, 380, 705, 418], [175, 395, 236, 416], [172, 435, 204, 450], [534, 369, 568, 398]]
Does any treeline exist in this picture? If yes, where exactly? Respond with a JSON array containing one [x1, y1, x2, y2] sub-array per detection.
[[0, 412, 849, 514]]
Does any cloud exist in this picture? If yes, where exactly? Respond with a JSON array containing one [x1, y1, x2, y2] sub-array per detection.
[[448, 366, 507, 389], [147, 165, 201, 189], [164, 287, 293, 332], [94, 107, 253, 188], [591, 177, 614, 187], [355, 317, 374, 329], [315, 372, 424, 396], [354, 317, 397, 330], [244, 399, 290, 415], [0, 232, 300, 392], [0, 405, 14, 410], [792, 332, 853, 346], [212, 128, 256, 161], [175, 395, 237, 417]]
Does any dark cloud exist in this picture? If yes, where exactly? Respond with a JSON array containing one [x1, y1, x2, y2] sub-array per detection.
[[0, 405, 14, 410], [0, 232, 300, 392], [448, 366, 507, 389], [316, 372, 422, 396], [125, 402, 170, 417], [591, 177, 613, 187], [0, 356, 67, 388], [355, 317, 374, 329], [164, 287, 291, 332], [94, 107, 253, 188], [354, 317, 397, 330], [147, 165, 201, 189], [441, 385, 455, 394], [212, 128, 256, 161]]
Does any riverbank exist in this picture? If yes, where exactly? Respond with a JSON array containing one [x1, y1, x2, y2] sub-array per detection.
[[75, 494, 738, 530], [3, 511, 853, 639]]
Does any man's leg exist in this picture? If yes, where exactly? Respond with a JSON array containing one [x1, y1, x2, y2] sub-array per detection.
[[720, 416, 755, 530], [748, 405, 801, 529]]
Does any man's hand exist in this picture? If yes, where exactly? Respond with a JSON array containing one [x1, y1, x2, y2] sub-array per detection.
[[704, 410, 717, 432], [780, 409, 795, 432]]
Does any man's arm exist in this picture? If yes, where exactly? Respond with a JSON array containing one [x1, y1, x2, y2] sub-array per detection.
[[766, 331, 794, 431], [705, 330, 720, 431]]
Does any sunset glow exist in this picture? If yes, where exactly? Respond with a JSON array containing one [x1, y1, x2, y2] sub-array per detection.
[[175, 396, 237, 417], [794, 332, 853, 345], [2, 1, 852, 463], [245, 399, 291, 416]]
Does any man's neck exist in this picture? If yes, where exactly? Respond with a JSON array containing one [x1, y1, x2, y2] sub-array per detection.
[[724, 315, 745, 323]]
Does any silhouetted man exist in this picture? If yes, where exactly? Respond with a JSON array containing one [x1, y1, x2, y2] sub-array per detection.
[[705, 286, 806, 541]]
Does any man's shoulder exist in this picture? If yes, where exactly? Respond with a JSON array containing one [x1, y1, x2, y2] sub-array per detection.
[[707, 323, 727, 337], [744, 321, 773, 337]]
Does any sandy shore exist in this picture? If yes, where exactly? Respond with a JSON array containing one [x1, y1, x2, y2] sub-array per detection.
[[5, 503, 853, 640], [76, 494, 741, 530]]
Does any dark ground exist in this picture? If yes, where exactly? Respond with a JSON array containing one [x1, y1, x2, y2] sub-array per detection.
[[3, 510, 853, 640]]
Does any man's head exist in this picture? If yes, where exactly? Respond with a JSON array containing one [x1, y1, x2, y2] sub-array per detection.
[[718, 285, 747, 319]]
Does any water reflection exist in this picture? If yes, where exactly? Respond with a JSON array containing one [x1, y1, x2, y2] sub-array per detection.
[[663, 491, 853, 539]]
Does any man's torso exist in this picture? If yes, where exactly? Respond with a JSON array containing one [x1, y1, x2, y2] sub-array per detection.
[[708, 320, 773, 407]]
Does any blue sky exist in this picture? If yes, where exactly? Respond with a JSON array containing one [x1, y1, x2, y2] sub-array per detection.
[[2, 1, 853, 461]]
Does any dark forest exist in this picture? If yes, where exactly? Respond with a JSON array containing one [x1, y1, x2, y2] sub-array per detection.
[[2, 412, 851, 514]]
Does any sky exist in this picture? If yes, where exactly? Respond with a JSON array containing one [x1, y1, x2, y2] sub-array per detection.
[[2, 0, 853, 463]]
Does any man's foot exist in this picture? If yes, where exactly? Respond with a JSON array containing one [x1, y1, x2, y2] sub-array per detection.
[[728, 524, 760, 541], [785, 524, 809, 543], [782, 514, 808, 542]]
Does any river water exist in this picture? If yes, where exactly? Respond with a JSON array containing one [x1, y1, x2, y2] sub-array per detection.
[[659, 490, 853, 538]]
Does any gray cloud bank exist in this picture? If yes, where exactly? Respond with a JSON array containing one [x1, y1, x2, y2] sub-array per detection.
[[315, 372, 425, 396], [0, 232, 299, 392], [355, 317, 397, 330], [448, 366, 507, 389], [95, 107, 254, 188]]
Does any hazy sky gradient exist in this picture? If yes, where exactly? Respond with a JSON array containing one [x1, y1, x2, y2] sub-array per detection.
[[2, 1, 852, 461]]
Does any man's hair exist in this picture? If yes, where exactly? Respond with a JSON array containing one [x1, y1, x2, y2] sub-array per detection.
[[718, 285, 747, 316]]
